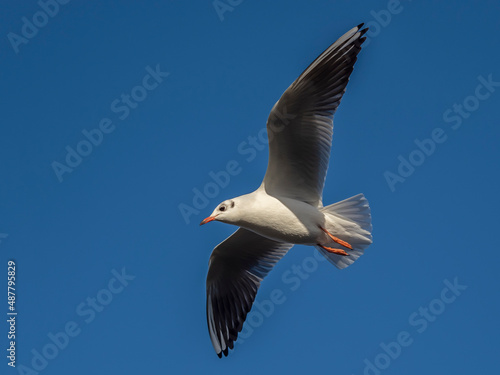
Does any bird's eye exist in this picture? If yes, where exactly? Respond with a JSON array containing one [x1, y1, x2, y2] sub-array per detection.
[[219, 205, 226, 212]]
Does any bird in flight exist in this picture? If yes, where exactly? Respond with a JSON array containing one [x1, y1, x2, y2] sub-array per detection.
[[200, 24, 372, 358]]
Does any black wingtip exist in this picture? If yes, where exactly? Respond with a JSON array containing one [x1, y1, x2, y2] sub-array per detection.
[[357, 22, 369, 35], [216, 348, 229, 358]]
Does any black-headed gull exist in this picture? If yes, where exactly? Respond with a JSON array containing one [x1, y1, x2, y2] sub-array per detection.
[[201, 24, 372, 358]]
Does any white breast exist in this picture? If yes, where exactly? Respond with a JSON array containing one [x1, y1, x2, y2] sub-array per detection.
[[237, 191, 325, 245]]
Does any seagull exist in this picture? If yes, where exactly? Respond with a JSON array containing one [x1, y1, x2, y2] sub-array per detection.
[[200, 24, 373, 358]]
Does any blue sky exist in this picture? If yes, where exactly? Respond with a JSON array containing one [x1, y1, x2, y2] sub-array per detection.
[[1, 0, 499, 374]]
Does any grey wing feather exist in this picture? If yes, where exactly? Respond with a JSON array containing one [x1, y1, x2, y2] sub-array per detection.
[[262, 24, 368, 206], [206, 228, 293, 357]]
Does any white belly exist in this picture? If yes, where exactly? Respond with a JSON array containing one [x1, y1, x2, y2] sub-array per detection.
[[237, 193, 325, 245]]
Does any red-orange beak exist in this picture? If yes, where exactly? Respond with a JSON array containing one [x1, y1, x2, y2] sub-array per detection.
[[200, 216, 216, 226]]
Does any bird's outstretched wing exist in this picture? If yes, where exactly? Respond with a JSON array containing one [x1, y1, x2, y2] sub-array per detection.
[[261, 24, 368, 206], [206, 228, 293, 357]]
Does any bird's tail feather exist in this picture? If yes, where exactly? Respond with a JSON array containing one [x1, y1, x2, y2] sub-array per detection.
[[316, 194, 373, 269]]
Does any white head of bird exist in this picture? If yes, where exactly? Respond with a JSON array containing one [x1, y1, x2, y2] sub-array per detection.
[[200, 199, 240, 226]]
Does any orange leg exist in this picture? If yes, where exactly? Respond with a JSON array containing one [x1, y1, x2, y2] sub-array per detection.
[[320, 227, 353, 250], [317, 244, 349, 256]]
